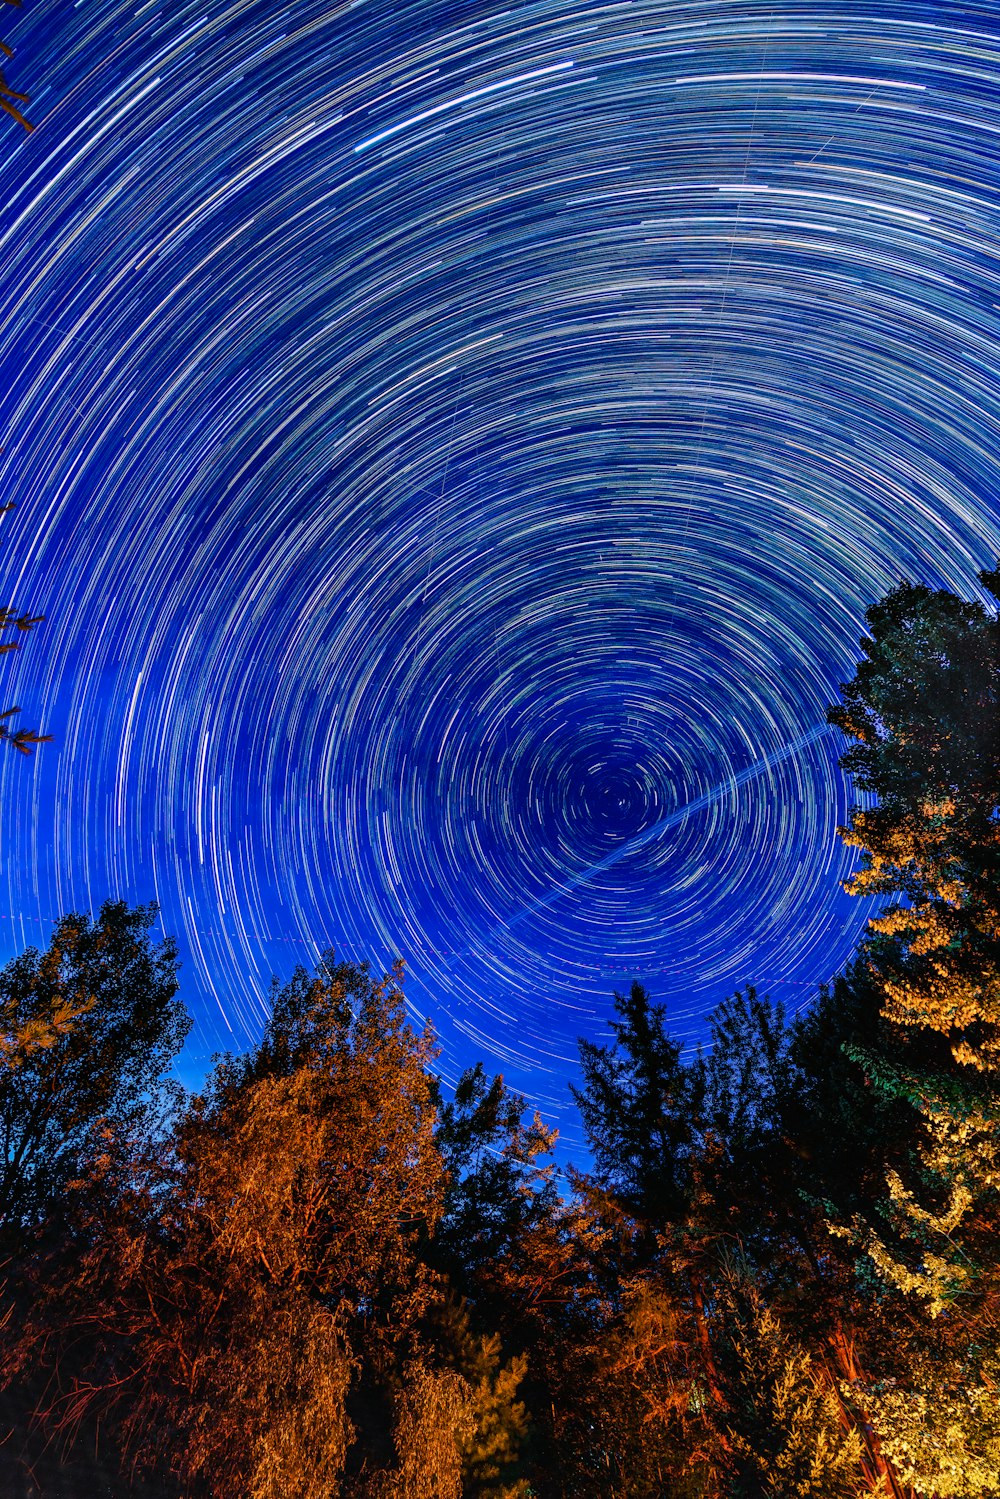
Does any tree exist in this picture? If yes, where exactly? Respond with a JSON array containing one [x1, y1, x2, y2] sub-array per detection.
[[829, 565, 1000, 1072], [432, 1295, 530, 1499], [827, 566, 1000, 1288], [0, 900, 185, 1240], [715, 1263, 863, 1499], [573, 980, 705, 1229], [6, 955, 465, 1498], [822, 564, 1000, 1496], [430, 1066, 562, 1497], [432, 1063, 558, 1304]]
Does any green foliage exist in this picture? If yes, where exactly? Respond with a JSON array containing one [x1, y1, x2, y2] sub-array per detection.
[[830, 568, 1000, 824], [789, 962, 921, 1224], [704, 986, 793, 1146]]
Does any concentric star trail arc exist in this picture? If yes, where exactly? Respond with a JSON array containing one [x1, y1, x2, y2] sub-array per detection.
[[501, 721, 834, 931]]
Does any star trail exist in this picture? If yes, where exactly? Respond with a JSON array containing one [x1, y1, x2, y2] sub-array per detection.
[[0, 0, 997, 1142]]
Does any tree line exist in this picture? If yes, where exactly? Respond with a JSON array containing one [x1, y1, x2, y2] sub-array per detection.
[[0, 564, 998, 1497]]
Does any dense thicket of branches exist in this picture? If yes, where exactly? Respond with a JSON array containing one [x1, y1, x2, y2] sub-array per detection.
[[0, 564, 998, 1497]]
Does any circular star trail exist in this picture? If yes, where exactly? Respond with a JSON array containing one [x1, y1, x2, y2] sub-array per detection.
[[0, 0, 997, 1140]]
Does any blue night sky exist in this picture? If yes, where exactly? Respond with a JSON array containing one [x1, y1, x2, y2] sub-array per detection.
[[0, 0, 997, 1149]]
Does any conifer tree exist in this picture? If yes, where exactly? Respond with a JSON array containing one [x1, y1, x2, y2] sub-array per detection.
[[432, 1062, 558, 1301], [828, 567, 1000, 1288], [830, 566, 1000, 1074], [573, 980, 705, 1228]]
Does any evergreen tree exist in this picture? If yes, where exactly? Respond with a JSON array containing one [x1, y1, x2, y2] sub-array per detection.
[[829, 566, 1000, 1074], [432, 1062, 558, 1302], [573, 980, 705, 1228], [827, 566, 1000, 1289]]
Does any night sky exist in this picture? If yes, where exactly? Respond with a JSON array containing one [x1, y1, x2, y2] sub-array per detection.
[[0, 0, 998, 1147]]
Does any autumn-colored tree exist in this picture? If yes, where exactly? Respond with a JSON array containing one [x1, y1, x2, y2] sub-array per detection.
[[50, 956, 453, 1497], [6, 567, 1000, 1497], [6, 955, 525, 1498], [541, 1274, 709, 1498]]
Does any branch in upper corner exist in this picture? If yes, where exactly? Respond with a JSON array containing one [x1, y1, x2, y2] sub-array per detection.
[[0, 4, 32, 131]]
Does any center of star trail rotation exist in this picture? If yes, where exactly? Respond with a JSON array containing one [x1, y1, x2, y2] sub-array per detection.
[[0, 0, 997, 1146]]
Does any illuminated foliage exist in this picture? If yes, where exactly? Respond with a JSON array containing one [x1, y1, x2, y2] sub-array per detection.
[[716, 1268, 863, 1499], [820, 565, 1000, 1497], [829, 568, 1000, 1279], [830, 566, 1000, 1069], [0, 900, 185, 1238]]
